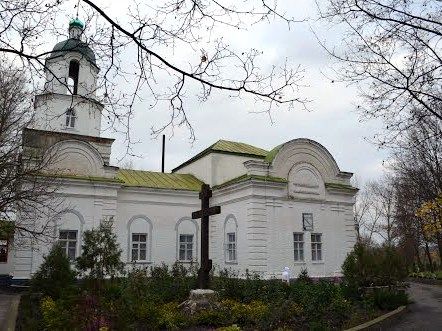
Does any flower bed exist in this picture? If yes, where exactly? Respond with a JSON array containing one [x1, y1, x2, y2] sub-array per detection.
[[16, 265, 408, 330]]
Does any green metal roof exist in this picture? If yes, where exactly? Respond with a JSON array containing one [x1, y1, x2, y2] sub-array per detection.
[[47, 38, 96, 66], [173, 139, 268, 172], [265, 144, 283, 163], [213, 174, 287, 190], [69, 18, 84, 29], [117, 169, 203, 191], [325, 182, 358, 193]]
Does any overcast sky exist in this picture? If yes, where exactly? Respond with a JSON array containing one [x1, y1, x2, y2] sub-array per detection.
[[64, 1, 390, 184]]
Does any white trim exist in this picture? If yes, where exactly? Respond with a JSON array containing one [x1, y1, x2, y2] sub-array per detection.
[[175, 217, 198, 262], [223, 214, 238, 264], [127, 215, 153, 263]]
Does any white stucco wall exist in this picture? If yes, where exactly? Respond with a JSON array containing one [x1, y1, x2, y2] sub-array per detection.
[[11, 135, 356, 280], [175, 153, 263, 186], [33, 93, 102, 137], [44, 53, 98, 97]]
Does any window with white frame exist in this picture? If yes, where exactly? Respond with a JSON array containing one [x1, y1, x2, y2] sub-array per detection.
[[59, 230, 77, 260], [226, 232, 237, 262], [65, 108, 76, 128], [131, 233, 148, 262], [293, 233, 304, 262], [311, 233, 322, 261], [179, 234, 193, 261]]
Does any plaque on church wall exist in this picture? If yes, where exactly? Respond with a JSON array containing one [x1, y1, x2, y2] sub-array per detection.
[[302, 213, 313, 231]]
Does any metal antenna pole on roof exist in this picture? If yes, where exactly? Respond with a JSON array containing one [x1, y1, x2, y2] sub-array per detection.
[[161, 134, 165, 173]]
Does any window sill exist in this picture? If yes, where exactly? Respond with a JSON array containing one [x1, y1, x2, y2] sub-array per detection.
[[293, 261, 306, 265], [127, 261, 152, 264], [225, 261, 238, 265], [311, 261, 324, 264]]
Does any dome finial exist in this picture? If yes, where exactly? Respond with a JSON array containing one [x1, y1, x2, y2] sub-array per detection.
[[69, 17, 84, 29], [68, 18, 84, 39]]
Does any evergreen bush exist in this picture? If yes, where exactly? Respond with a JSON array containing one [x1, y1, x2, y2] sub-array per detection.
[[30, 243, 76, 299]]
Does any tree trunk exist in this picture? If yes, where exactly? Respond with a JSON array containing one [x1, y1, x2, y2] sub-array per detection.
[[424, 241, 434, 271], [437, 233, 442, 264]]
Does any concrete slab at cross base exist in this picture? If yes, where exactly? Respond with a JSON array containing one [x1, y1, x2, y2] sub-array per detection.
[[179, 289, 220, 315]]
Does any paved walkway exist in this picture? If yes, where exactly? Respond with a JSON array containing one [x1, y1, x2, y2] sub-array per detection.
[[387, 282, 442, 331], [0, 292, 20, 331]]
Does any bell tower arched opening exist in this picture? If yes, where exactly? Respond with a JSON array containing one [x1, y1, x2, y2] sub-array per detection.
[[68, 60, 80, 95]]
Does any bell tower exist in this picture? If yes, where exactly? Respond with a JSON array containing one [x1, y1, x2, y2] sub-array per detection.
[[32, 18, 103, 137]]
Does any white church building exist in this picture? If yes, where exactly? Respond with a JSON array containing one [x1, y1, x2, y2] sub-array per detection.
[[1, 19, 358, 281]]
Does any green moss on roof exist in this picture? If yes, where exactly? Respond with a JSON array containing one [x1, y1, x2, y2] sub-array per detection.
[[173, 140, 268, 172], [211, 140, 268, 157], [325, 182, 358, 193], [213, 174, 287, 190], [117, 169, 203, 191], [39, 173, 123, 183], [265, 144, 283, 163]]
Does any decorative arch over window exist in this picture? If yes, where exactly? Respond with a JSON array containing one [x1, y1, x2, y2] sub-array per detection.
[[68, 59, 80, 94], [224, 214, 238, 263], [175, 217, 198, 262], [65, 108, 76, 128], [127, 215, 153, 263], [56, 209, 84, 261]]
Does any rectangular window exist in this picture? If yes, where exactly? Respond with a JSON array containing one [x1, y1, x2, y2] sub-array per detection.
[[131, 233, 148, 262], [302, 213, 314, 231], [293, 233, 304, 262], [226, 232, 237, 262], [311, 233, 322, 261], [179, 234, 193, 261], [58, 230, 77, 261], [0, 239, 8, 263]]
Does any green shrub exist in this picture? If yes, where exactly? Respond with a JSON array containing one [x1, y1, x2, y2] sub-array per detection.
[[15, 294, 45, 331], [76, 219, 124, 281], [297, 268, 312, 284], [370, 289, 409, 310], [40, 296, 77, 330], [31, 243, 76, 299], [342, 243, 407, 298]]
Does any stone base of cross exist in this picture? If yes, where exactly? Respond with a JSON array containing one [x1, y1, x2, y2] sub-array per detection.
[[191, 184, 221, 289]]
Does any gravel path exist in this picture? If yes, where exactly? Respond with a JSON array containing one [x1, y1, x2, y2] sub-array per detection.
[[387, 282, 442, 331]]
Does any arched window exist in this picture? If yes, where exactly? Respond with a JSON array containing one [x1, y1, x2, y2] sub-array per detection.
[[224, 215, 238, 263], [68, 60, 80, 95], [127, 216, 153, 263], [57, 210, 84, 261], [65, 108, 76, 128], [175, 218, 198, 262]]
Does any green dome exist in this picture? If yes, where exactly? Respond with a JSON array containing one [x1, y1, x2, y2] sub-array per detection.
[[47, 38, 97, 66], [69, 18, 84, 29]]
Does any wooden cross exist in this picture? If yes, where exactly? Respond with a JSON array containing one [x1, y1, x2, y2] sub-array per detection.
[[192, 183, 221, 289]]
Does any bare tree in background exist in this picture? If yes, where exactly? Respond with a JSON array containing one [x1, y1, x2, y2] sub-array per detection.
[[354, 177, 397, 245], [0, 0, 309, 148], [0, 60, 65, 243], [392, 113, 441, 268], [317, 0, 441, 146], [368, 177, 397, 246]]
